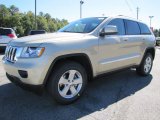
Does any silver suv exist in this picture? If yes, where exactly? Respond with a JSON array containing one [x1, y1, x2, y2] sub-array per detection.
[[2, 16, 155, 104], [0, 27, 17, 50]]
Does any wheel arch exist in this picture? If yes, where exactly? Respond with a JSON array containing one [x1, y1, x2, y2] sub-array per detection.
[[144, 47, 155, 60], [139, 47, 155, 66], [43, 53, 94, 86]]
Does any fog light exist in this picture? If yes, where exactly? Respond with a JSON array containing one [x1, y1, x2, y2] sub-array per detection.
[[18, 70, 28, 78]]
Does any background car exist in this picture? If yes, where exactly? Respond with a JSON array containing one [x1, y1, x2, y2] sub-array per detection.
[[0, 27, 17, 51], [156, 37, 160, 46], [28, 30, 46, 35]]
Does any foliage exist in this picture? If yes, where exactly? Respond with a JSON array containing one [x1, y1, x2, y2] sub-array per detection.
[[0, 4, 68, 37], [153, 29, 160, 37]]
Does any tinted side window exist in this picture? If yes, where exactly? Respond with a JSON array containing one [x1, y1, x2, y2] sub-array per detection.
[[108, 19, 125, 35], [138, 23, 151, 35], [0, 29, 12, 35], [125, 20, 140, 35]]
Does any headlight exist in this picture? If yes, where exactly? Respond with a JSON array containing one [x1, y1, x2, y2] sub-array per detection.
[[21, 47, 45, 58]]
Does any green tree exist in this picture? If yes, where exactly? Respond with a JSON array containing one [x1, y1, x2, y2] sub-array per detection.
[[153, 29, 159, 37], [0, 4, 68, 36], [37, 16, 48, 31], [158, 29, 160, 37], [0, 4, 10, 27], [44, 13, 51, 21], [39, 12, 44, 17], [21, 11, 35, 36], [9, 5, 19, 15]]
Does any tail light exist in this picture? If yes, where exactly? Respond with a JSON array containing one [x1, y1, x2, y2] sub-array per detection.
[[7, 34, 15, 38]]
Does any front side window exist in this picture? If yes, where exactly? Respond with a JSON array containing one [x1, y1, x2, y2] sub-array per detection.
[[108, 18, 125, 35], [58, 17, 106, 33], [125, 20, 140, 35]]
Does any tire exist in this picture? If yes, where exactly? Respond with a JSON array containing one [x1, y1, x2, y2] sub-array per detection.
[[136, 53, 153, 76], [47, 61, 87, 104]]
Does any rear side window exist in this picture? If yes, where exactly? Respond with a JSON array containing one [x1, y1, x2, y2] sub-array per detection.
[[138, 22, 151, 35], [108, 18, 125, 35], [125, 20, 140, 35], [0, 28, 12, 35]]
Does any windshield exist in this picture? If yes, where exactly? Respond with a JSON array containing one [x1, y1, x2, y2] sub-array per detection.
[[58, 17, 106, 33]]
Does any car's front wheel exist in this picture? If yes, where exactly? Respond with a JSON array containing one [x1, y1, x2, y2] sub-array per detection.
[[47, 61, 87, 104]]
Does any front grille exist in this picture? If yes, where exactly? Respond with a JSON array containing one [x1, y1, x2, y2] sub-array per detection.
[[5, 46, 17, 63]]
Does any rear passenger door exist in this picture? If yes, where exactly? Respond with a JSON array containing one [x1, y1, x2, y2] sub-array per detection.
[[123, 19, 144, 65], [99, 18, 131, 73], [138, 22, 152, 48]]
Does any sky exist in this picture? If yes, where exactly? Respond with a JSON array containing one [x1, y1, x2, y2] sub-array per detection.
[[0, 0, 159, 29]]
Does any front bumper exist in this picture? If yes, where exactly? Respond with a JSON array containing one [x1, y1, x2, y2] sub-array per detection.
[[2, 55, 50, 85], [6, 73, 44, 94]]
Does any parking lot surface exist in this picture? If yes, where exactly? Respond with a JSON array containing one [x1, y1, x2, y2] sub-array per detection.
[[0, 49, 160, 120]]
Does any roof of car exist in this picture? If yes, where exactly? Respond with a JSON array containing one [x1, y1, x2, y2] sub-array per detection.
[[109, 15, 143, 23], [90, 16, 144, 24]]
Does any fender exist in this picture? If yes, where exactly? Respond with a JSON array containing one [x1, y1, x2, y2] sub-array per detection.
[[43, 53, 93, 85]]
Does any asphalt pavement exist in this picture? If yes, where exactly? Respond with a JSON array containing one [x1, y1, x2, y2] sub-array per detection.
[[0, 48, 160, 120]]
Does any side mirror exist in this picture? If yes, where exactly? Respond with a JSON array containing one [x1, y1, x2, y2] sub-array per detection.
[[99, 25, 118, 37]]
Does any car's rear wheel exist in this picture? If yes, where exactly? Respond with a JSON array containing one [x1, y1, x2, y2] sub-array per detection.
[[47, 61, 87, 104], [136, 53, 153, 76]]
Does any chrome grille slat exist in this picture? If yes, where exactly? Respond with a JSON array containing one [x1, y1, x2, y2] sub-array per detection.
[[9, 47, 13, 60], [5, 46, 17, 63], [11, 48, 15, 61], [8, 47, 11, 60], [12, 48, 16, 61], [6, 47, 10, 58]]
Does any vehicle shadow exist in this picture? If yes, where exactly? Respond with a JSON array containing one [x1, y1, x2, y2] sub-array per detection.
[[0, 69, 152, 120]]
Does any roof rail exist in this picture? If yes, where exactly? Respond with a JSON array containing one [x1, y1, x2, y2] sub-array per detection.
[[117, 15, 138, 21]]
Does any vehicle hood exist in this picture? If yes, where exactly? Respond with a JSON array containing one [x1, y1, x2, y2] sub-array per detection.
[[9, 32, 86, 47]]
